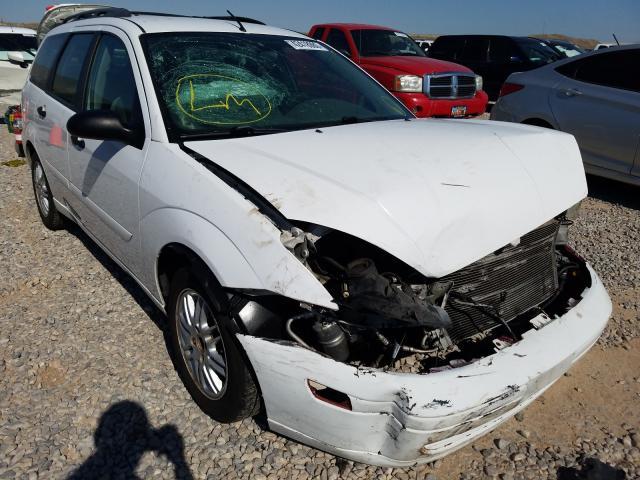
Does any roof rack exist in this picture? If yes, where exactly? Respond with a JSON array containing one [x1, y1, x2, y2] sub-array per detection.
[[63, 7, 265, 26], [63, 7, 132, 23]]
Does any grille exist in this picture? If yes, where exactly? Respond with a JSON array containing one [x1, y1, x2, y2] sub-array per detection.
[[425, 73, 477, 99], [442, 221, 559, 342]]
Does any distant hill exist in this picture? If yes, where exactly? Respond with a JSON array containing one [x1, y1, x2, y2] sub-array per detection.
[[411, 33, 600, 50], [0, 21, 39, 30]]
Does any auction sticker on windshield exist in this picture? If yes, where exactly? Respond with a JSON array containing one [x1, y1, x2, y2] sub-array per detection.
[[284, 40, 328, 51]]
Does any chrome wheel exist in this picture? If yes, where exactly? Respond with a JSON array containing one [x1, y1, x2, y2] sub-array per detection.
[[33, 162, 51, 217], [176, 289, 227, 399]]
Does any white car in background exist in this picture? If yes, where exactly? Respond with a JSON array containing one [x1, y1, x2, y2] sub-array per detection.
[[0, 26, 37, 94], [491, 45, 640, 186], [414, 39, 433, 52]]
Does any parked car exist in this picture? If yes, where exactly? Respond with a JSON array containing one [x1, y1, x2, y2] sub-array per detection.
[[0, 26, 37, 92], [309, 24, 487, 117], [535, 38, 585, 58], [491, 45, 640, 186], [36, 4, 109, 45], [23, 7, 610, 467], [414, 39, 433, 52], [2, 104, 24, 156], [594, 43, 616, 50], [428, 35, 562, 101]]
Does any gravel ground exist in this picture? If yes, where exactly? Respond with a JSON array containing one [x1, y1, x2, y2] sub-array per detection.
[[0, 123, 638, 480]]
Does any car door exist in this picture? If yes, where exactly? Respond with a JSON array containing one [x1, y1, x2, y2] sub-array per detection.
[[550, 48, 640, 176], [26, 33, 72, 196], [66, 30, 150, 271], [487, 37, 521, 101], [325, 28, 354, 59], [458, 37, 489, 81], [30, 33, 95, 200]]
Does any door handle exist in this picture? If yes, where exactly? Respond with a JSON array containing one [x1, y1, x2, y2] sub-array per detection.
[[562, 88, 582, 97], [37, 105, 46, 118], [71, 136, 85, 149]]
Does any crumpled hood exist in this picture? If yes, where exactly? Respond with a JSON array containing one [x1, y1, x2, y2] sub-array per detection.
[[186, 119, 587, 278], [361, 56, 472, 75]]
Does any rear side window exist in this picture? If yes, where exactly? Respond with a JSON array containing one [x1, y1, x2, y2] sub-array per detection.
[[30, 34, 68, 89], [489, 38, 517, 63], [556, 49, 640, 93], [84, 35, 141, 128], [460, 38, 489, 62], [429, 37, 464, 60], [51, 33, 94, 106], [311, 27, 325, 40], [325, 29, 351, 56], [0, 33, 37, 59]]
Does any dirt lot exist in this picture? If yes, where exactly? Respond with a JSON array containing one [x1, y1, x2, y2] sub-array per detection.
[[0, 121, 638, 479]]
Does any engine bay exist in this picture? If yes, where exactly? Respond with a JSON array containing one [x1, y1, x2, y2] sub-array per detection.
[[232, 213, 592, 373]]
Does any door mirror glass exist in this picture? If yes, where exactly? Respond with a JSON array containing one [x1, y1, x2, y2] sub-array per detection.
[[67, 110, 144, 149]]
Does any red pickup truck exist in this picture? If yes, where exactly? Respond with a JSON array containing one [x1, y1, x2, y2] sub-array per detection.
[[309, 24, 488, 118]]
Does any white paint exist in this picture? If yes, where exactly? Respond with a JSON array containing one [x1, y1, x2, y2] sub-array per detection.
[[188, 118, 587, 278]]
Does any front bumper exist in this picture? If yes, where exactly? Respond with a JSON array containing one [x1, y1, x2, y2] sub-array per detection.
[[395, 91, 488, 118], [238, 264, 610, 467]]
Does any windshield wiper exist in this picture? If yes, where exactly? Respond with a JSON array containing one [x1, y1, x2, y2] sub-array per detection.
[[179, 126, 289, 141]]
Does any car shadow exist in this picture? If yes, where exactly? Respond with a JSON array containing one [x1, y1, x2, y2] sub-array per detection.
[[66, 400, 194, 480], [586, 174, 640, 211], [64, 221, 167, 332], [557, 457, 626, 479]]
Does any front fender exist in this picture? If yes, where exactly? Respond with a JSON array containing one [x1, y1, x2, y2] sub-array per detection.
[[139, 207, 335, 309]]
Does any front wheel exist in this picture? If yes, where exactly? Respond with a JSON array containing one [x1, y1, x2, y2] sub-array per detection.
[[167, 268, 260, 422]]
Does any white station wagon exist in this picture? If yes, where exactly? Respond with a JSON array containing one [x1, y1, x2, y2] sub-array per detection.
[[21, 8, 611, 467]]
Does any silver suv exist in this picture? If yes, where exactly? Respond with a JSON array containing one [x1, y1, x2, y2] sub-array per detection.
[[22, 8, 610, 467]]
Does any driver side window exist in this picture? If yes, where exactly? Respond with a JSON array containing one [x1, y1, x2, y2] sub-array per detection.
[[84, 34, 142, 128]]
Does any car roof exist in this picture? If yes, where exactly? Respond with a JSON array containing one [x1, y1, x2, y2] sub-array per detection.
[[45, 10, 305, 39], [0, 26, 37, 35], [435, 34, 531, 41], [528, 42, 639, 71], [314, 23, 398, 31]]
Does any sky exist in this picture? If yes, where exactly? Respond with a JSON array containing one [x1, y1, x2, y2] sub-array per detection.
[[1, 0, 639, 43]]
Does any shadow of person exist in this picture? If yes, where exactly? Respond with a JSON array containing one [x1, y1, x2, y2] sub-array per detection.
[[67, 401, 193, 480], [557, 456, 626, 480]]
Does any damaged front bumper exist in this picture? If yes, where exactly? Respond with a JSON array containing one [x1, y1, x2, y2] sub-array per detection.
[[237, 264, 611, 467]]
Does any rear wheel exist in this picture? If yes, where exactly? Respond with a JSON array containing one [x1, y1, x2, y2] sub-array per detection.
[[167, 267, 260, 422], [31, 156, 64, 230]]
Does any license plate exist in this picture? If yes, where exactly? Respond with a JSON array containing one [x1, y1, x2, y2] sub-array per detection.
[[451, 106, 467, 117]]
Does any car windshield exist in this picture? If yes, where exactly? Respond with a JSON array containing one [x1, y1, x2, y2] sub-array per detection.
[[0, 33, 37, 57], [517, 38, 562, 64], [352, 29, 426, 57], [142, 33, 409, 140], [550, 41, 584, 58]]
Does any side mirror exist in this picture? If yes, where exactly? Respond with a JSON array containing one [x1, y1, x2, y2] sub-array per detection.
[[67, 110, 144, 149], [7, 51, 28, 68]]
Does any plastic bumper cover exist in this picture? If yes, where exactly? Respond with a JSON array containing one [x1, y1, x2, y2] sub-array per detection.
[[238, 264, 610, 467]]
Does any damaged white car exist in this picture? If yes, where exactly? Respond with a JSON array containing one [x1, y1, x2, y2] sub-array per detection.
[[22, 9, 611, 467]]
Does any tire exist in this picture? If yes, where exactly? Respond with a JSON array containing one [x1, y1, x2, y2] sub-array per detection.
[[167, 267, 260, 422], [31, 156, 64, 230]]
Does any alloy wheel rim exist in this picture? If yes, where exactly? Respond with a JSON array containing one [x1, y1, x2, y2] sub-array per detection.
[[33, 162, 50, 217], [176, 289, 228, 399]]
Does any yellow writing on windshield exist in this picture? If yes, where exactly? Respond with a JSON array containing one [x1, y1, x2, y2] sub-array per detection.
[[188, 80, 262, 117], [175, 74, 271, 125]]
